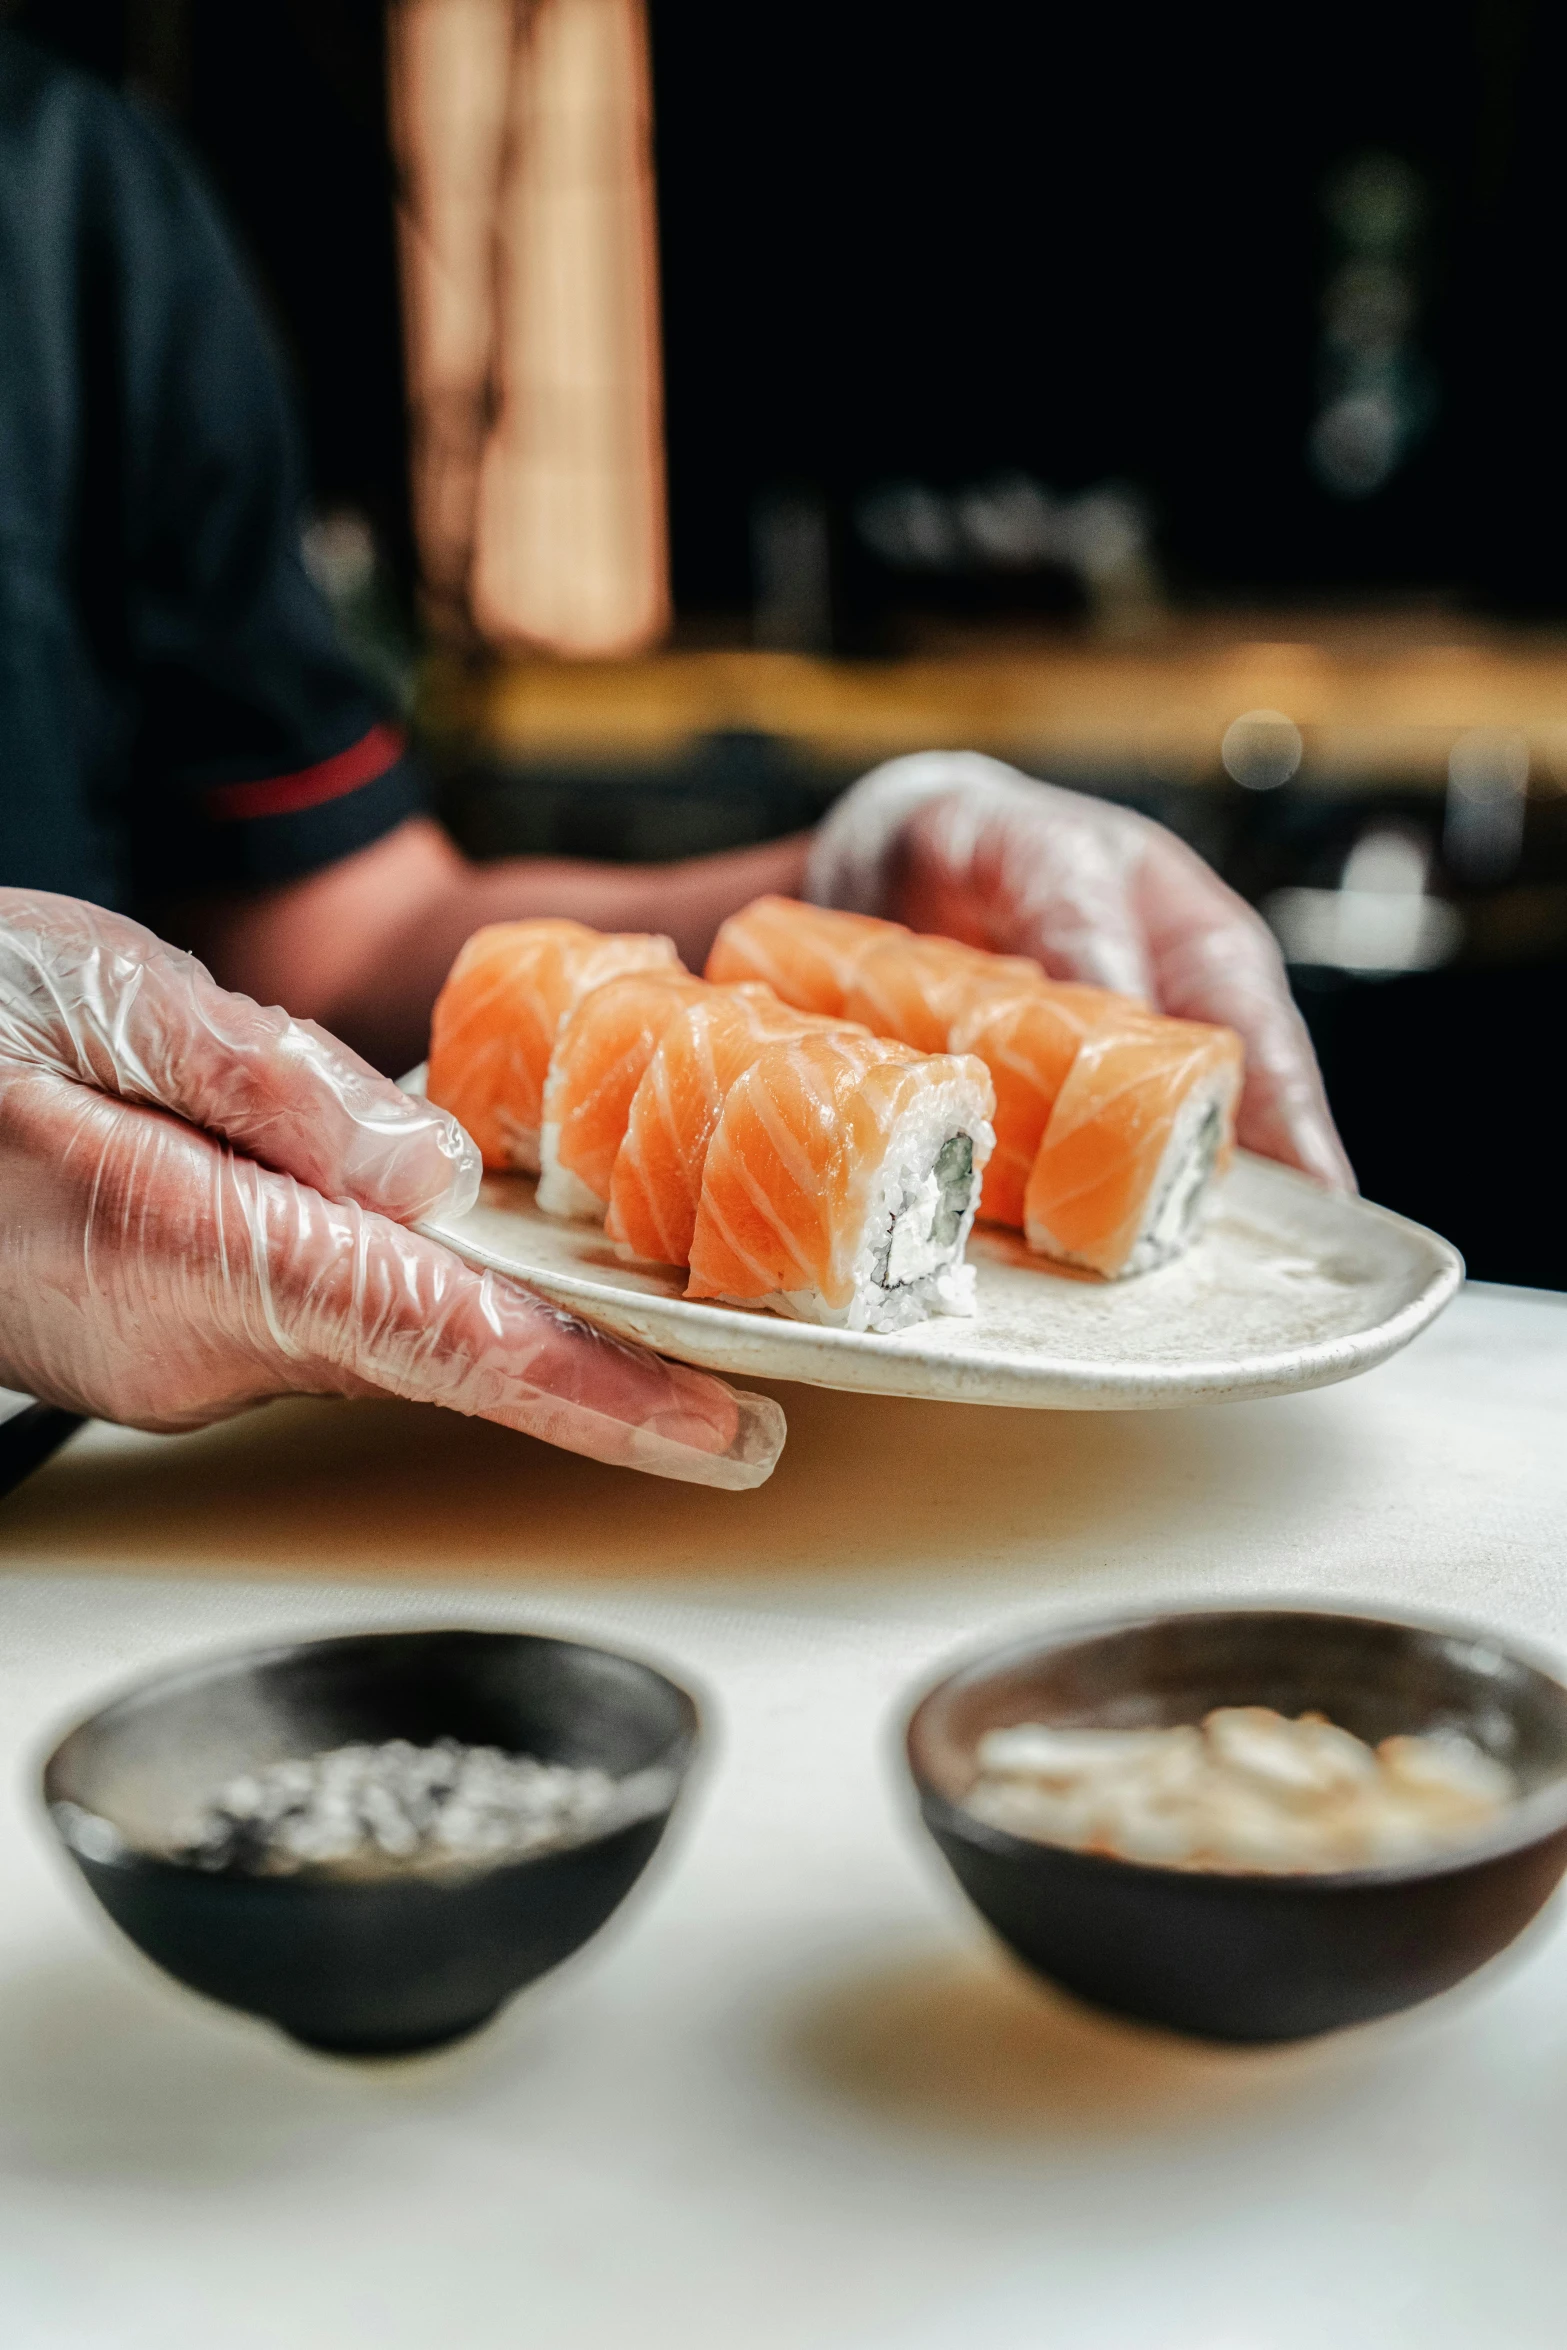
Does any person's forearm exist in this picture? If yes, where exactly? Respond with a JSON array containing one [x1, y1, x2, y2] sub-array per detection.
[[173, 818, 811, 1074]]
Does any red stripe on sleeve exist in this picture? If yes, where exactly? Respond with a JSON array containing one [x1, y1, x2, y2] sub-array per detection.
[[203, 723, 405, 822]]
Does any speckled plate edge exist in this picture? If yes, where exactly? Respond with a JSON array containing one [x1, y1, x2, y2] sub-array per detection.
[[402, 1069, 1463, 1410]]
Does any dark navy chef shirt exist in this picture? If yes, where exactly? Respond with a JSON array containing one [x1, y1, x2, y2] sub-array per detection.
[[0, 31, 423, 915]]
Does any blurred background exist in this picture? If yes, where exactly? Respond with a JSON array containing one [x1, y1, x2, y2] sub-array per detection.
[[14, 0, 1567, 1282]]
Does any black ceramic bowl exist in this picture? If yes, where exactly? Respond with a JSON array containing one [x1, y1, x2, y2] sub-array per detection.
[[42, 1627, 700, 2058], [906, 1606, 1567, 2043]]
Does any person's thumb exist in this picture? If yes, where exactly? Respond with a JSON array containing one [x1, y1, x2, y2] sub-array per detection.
[[0, 887, 476, 1223]]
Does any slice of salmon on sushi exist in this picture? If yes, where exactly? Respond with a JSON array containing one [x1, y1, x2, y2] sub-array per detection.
[[427, 920, 682, 1172], [842, 932, 1045, 1053], [606, 988, 847, 1268], [1023, 1011, 1243, 1278], [705, 895, 905, 1016], [688, 1031, 996, 1332], [537, 970, 720, 1218], [949, 980, 1128, 1228]]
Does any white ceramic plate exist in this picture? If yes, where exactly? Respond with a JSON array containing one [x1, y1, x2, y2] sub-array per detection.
[[406, 1074, 1461, 1410]]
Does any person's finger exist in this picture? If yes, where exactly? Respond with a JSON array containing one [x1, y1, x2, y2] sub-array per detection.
[[3, 1068, 782, 1485], [1134, 835, 1356, 1191], [804, 750, 1023, 912], [805, 753, 1159, 999], [222, 1156, 785, 1488], [0, 887, 478, 1221], [915, 788, 1158, 1002]]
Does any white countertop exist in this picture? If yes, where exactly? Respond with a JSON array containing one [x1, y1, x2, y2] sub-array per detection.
[[2, 1281, 1565, 2349]]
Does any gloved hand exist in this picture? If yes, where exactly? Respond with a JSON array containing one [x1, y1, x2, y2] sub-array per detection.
[[805, 752, 1354, 1190], [0, 890, 782, 1488]]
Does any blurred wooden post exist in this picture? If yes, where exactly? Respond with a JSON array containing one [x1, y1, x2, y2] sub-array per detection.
[[390, 0, 670, 657], [389, 0, 515, 629], [475, 0, 670, 655]]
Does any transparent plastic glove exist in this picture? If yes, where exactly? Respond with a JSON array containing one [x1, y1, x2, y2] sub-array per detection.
[[805, 751, 1354, 1190], [0, 891, 782, 1489]]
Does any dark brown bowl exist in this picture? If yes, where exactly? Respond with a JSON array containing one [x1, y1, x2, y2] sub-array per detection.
[[906, 1606, 1567, 2043], [42, 1628, 700, 2058]]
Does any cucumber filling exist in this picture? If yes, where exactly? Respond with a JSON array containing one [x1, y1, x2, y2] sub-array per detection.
[[876, 1130, 977, 1291], [1134, 1099, 1223, 1270], [931, 1134, 974, 1248]]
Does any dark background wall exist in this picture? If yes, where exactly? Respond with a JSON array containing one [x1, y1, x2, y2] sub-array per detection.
[[652, 0, 1567, 621], [13, 0, 1567, 624]]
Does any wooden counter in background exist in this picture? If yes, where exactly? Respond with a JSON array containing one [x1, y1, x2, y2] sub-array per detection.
[[422, 621, 1567, 792]]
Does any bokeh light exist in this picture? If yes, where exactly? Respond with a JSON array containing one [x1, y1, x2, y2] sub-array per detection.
[[1220, 709, 1304, 791]]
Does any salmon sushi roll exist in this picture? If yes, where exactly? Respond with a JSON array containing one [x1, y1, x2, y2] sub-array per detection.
[[607, 988, 844, 1267], [949, 980, 1127, 1228], [1023, 1013, 1243, 1278], [705, 895, 905, 1016], [537, 969, 717, 1219], [427, 920, 681, 1172], [841, 933, 1125, 1230], [841, 932, 1045, 1054], [688, 1031, 996, 1332]]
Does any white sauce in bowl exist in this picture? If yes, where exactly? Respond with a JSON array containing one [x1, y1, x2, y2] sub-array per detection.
[[964, 1706, 1516, 1873]]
